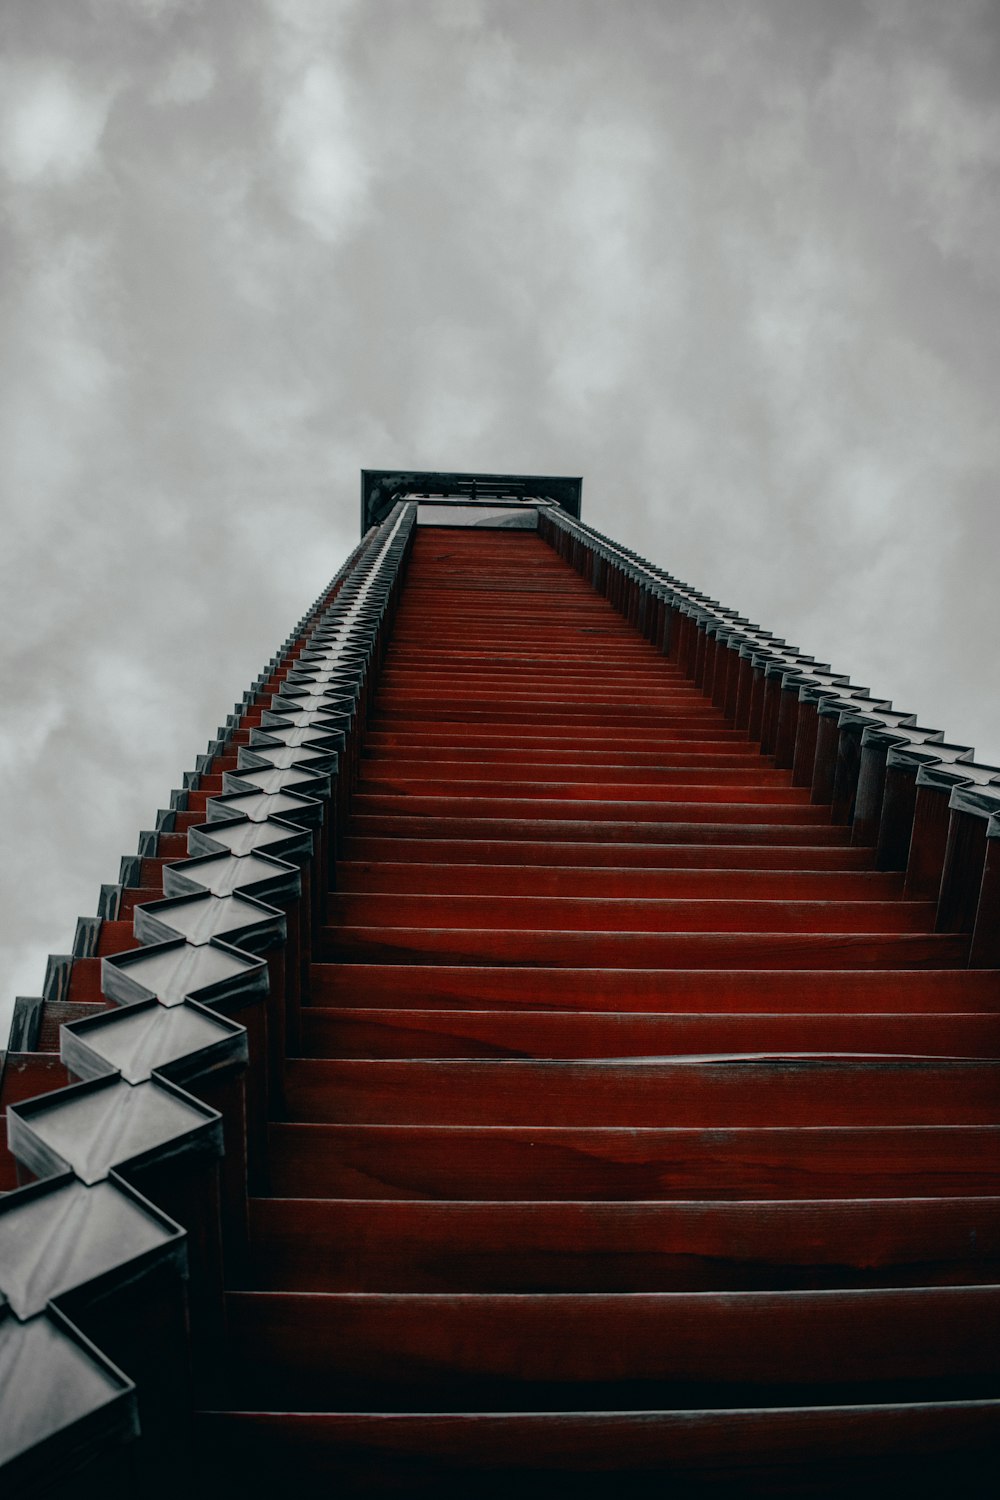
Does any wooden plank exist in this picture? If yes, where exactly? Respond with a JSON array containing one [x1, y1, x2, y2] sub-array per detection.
[[334, 860, 906, 899], [298, 1008, 1000, 1060], [321, 926, 967, 969], [366, 722, 754, 746], [364, 736, 764, 755], [247, 1195, 1000, 1293], [343, 836, 873, 869], [194, 1404, 1000, 1495], [283, 1057, 1000, 1128], [267, 1122, 1000, 1202], [309, 963, 1000, 1013], [350, 816, 853, 846], [357, 775, 814, 804], [352, 794, 832, 825], [221, 1285, 1000, 1407], [359, 760, 802, 785], [325, 893, 935, 935]]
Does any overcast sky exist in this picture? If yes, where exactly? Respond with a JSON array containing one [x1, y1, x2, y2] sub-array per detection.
[[2, 0, 999, 1040]]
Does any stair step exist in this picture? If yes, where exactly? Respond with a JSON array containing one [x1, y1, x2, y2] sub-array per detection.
[[321, 926, 967, 969], [247, 1195, 1000, 1293], [343, 836, 873, 869], [325, 893, 935, 934], [298, 1008, 1000, 1060], [193, 1404, 1000, 1498], [335, 860, 904, 899], [357, 776, 813, 803], [309, 963, 1000, 1013], [362, 744, 768, 767], [283, 1057, 1000, 1127], [219, 1286, 1000, 1410], [351, 815, 853, 845], [365, 724, 754, 745], [353, 794, 832, 825], [267, 1122, 1000, 1200]]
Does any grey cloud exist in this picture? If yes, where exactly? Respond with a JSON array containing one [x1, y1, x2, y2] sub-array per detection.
[[1, 0, 998, 1037]]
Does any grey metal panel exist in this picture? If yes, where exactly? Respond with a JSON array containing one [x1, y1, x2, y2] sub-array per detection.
[[0, 499, 420, 1486]]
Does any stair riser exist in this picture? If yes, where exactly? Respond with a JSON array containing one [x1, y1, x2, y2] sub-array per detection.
[[284, 1059, 1000, 1127], [221, 1287, 1000, 1409], [247, 1196, 1000, 1293], [309, 963, 1000, 1013], [299, 1010, 1000, 1060], [267, 1123, 1000, 1201]]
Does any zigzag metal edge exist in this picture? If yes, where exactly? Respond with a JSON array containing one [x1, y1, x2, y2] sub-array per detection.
[[539, 506, 1000, 957], [0, 501, 418, 1492]]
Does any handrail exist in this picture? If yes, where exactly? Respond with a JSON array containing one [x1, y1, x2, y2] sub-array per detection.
[[538, 506, 1000, 966], [0, 502, 418, 1496]]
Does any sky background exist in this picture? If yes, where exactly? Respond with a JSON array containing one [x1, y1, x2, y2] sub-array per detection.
[[2, 0, 999, 1040]]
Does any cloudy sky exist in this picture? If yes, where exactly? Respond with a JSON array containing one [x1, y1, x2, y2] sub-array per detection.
[[2, 0, 999, 1038]]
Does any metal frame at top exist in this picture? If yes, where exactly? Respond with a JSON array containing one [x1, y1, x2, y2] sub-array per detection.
[[361, 469, 582, 533]]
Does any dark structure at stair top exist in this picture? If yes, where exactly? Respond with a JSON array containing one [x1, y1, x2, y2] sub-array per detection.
[[361, 467, 582, 531]]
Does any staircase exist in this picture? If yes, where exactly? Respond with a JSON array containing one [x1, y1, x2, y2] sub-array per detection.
[[198, 527, 1000, 1494]]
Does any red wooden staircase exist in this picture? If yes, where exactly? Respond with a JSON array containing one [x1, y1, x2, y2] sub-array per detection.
[[196, 527, 1000, 1493]]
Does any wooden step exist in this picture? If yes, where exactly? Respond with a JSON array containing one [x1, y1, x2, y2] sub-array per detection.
[[325, 892, 936, 934], [247, 1195, 1000, 1293], [343, 836, 873, 869], [283, 1057, 1000, 1127], [298, 1008, 1000, 1060], [194, 1403, 1000, 1498], [357, 775, 811, 802], [267, 1122, 1000, 1201], [352, 795, 832, 826], [334, 860, 905, 899], [363, 737, 766, 763], [219, 1285, 1000, 1410], [365, 723, 754, 746], [350, 816, 854, 847], [321, 926, 967, 969], [359, 760, 797, 786], [364, 744, 779, 768], [309, 963, 1000, 1013]]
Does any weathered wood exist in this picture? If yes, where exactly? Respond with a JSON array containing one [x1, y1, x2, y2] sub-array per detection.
[[309, 961, 1000, 1012], [283, 1057, 1000, 1127], [194, 1404, 1000, 1496], [221, 1285, 1000, 1408], [248, 1195, 1000, 1293], [325, 892, 936, 934], [299, 1007, 1000, 1060], [320, 925, 967, 968], [334, 859, 906, 899]]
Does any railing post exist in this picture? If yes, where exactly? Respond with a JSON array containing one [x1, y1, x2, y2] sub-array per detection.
[[934, 778, 1000, 937], [971, 814, 1000, 967]]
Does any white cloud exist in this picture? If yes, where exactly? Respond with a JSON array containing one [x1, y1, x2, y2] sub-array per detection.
[[273, 60, 371, 242], [0, 63, 111, 183], [151, 51, 216, 106]]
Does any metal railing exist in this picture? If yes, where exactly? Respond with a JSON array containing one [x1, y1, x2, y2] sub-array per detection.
[[0, 502, 418, 1496], [538, 505, 1000, 966]]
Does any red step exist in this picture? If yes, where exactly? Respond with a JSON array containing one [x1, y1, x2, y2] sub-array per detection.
[[308, 963, 1000, 1013], [298, 1007, 1000, 1060], [267, 1121, 1000, 1201], [247, 1194, 1000, 1293]]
